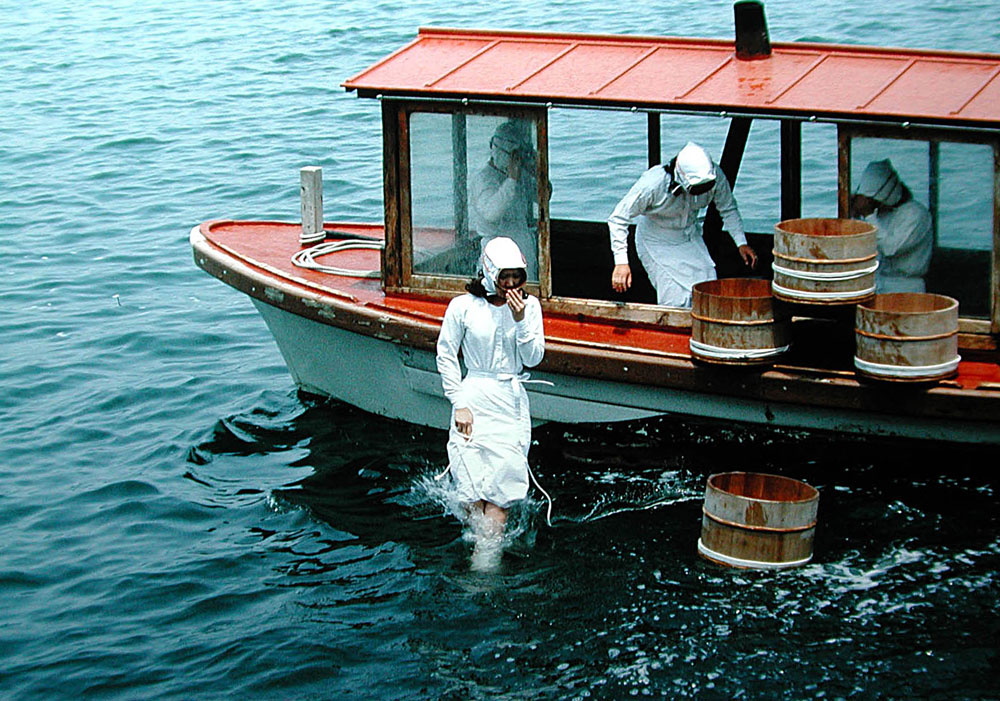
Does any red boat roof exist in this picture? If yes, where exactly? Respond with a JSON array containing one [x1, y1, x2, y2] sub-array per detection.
[[343, 27, 1000, 128]]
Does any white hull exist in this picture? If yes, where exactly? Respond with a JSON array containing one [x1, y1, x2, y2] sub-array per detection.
[[252, 299, 998, 444]]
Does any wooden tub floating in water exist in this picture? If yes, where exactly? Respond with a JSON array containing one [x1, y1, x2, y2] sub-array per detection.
[[854, 292, 960, 383], [698, 471, 819, 570], [772, 218, 878, 305], [690, 278, 790, 366]]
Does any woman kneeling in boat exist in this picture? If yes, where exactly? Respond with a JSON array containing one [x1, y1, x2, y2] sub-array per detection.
[[436, 236, 545, 567]]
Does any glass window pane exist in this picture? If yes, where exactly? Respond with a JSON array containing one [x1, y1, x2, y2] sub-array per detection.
[[548, 109, 648, 221], [467, 115, 540, 281], [850, 136, 992, 317], [800, 123, 838, 220], [938, 142, 993, 251], [729, 120, 780, 233], [409, 112, 540, 282], [934, 141, 993, 317]]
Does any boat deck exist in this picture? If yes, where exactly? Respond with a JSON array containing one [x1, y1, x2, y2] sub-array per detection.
[[200, 220, 696, 360], [197, 220, 1000, 394]]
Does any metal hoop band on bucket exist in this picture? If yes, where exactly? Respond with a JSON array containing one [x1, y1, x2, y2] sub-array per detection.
[[698, 538, 812, 569], [771, 280, 876, 301], [853, 356, 960, 379], [689, 339, 790, 361], [771, 261, 879, 282]]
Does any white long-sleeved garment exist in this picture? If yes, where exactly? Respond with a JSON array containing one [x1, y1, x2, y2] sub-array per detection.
[[870, 199, 933, 293], [470, 163, 539, 279], [436, 292, 545, 508], [608, 164, 747, 307]]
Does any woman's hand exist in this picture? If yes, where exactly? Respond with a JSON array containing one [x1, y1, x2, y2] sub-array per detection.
[[611, 264, 632, 293], [506, 151, 521, 181], [454, 407, 473, 438], [738, 244, 758, 269], [505, 288, 526, 322]]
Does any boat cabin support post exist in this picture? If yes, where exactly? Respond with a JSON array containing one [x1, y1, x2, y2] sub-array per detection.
[[704, 116, 752, 276], [648, 112, 661, 167], [929, 140, 940, 246], [994, 140, 1000, 334], [451, 113, 470, 243], [719, 117, 752, 186], [780, 120, 802, 220], [381, 99, 403, 289], [836, 126, 850, 218]]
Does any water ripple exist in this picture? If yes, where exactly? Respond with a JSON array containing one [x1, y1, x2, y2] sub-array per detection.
[[2, 1, 1000, 698]]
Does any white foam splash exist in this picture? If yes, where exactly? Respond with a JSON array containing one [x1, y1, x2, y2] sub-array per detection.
[[407, 469, 544, 570]]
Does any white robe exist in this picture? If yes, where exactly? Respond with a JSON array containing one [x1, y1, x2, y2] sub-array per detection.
[[470, 163, 539, 280], [436, 293, 545, 508], [870, 199, 933, 293], [608, 165, 747, 307]]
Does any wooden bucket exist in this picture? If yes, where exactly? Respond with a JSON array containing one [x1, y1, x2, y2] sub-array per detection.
[[772, 218, 878, 305], [698, 471, 819, 569], [854, 292, 960, 382], [690, 278, 790, 365]]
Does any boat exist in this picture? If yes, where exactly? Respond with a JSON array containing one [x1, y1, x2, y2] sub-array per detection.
[[190, 2, 1000, 445]]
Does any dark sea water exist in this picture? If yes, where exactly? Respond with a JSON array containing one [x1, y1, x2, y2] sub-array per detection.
[[2, 1, 999, 698]]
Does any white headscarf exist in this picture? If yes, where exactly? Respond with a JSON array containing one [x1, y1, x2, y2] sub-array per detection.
[[490, 120, 535, 173], [855, 159, 904, 207], [673, 142, 716, 191], [480, 237, 527, 295]]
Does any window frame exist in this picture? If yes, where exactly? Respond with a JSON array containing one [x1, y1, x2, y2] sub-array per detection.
[[837, 124, 1000, 337], [382, 100, 550, 300]]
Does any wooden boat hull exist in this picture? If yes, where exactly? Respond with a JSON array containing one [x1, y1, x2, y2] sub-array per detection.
[[191, 223, 1000, 445], [250, 299, 1000, 443]]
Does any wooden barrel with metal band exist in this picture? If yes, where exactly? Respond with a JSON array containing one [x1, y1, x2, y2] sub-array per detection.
[[854, 292, 960, 383], [772, 218, 878, 305], [698, 471, 819, 569], [690, 278, 790, 365]]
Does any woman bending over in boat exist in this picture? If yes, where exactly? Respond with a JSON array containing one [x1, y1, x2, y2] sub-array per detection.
[[436, 236, 545, 569]]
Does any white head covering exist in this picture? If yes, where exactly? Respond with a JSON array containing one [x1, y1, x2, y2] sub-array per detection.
[[481, 237, 527, 295], [490, 120, 535, 172], [855, 159, 904, 207], [673, 142, 716, 191]]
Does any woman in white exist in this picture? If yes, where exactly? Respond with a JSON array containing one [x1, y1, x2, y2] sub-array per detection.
[[850, 159, 933, 293], [436, 237, 545, 563], [608, 142, 757, 307], [470, 119, 541, 280]]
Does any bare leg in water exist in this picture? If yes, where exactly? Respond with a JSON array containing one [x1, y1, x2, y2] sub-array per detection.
[[467, 500, 507, 569]]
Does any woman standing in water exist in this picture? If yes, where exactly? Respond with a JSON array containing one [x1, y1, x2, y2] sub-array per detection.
[[436, 237, 545, 569]]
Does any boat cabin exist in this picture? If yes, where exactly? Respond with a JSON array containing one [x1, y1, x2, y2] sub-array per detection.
[[343, 21, 1000, 350]]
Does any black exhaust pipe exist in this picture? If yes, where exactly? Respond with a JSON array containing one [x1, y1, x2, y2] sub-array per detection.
[[734, 1, 771, 60]]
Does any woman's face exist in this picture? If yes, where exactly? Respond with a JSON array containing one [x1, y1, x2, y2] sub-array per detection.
[[496, 268, 526, 291], [850, 194, 878, 218]]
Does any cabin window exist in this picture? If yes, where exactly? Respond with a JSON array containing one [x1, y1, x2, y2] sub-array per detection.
[[546, 109, 650, 304], [728, 119, 781, 231], [799, 123, 839, 220], [548, 109, 649, 222], [405, 110, 544, 289], [546, 109, 736, 310], [847, 134, 995, 320]]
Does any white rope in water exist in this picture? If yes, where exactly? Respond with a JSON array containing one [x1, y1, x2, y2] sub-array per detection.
[[291, 239, 383, 278], [527, 465, 554, 527]]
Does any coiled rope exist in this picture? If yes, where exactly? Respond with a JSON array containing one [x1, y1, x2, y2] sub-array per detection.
[[291, 231, 384, 278]]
